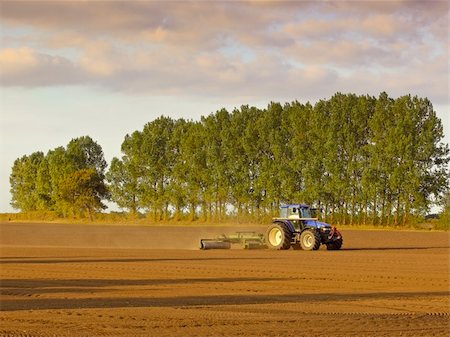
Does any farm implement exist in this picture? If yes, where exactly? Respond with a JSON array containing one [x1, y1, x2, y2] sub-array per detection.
[[200, 204, 343, 251], [200, 232, 267, 250]]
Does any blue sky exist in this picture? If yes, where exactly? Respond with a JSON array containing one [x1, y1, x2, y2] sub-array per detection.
[[0, 1, 448, 213]]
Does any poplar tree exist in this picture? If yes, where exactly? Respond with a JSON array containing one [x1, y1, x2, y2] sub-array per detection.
[[201, 109, 231, 220], [140, 116, 176, 220], [106, 156, 141, 215], [173, 121, 209, 220], [10, 152, 45, 211]]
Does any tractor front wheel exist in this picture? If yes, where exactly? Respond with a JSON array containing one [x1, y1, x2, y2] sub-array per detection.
[[326, 238, 343, 250], [300, 229, 321, 251], [266, 223, 292, 250]]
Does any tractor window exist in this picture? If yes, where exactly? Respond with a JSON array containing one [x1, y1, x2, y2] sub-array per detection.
[[301, 208, 312, 218]]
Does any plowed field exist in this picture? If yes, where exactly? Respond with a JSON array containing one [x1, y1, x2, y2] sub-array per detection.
[[1, 223, 449, 337]]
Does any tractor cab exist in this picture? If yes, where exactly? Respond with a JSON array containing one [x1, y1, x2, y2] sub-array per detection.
[[280, 204, 316, 220]]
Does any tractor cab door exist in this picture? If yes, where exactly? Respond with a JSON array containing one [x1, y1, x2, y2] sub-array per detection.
[[287, 207, 300, 219]]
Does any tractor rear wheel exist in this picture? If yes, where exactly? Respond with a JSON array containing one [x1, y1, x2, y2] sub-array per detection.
[[300, 229, 321, 251], [266, 223, 292, 250]]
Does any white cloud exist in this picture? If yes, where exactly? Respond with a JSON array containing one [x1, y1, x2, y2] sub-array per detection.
[[0, 47, 88, 86], [0, 47, 38, 75], [0, 1, 448, 104]]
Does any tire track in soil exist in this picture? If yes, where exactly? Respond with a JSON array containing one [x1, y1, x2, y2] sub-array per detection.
[[1, 313, 449, 337], [1, 225, 449, 337]]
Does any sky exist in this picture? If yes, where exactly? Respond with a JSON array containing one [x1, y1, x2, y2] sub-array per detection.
[[0, 0, 448, 213]]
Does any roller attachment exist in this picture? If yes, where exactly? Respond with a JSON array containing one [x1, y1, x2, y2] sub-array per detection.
[[200, 240, 231, 250], [200, 232, 267, 250]]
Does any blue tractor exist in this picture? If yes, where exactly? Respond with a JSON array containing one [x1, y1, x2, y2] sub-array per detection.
[[266, 204, 343, 251]]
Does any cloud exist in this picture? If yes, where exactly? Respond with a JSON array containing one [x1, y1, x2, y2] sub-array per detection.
[[0, 1, 448, 104], [0, 47, 38, 75], [0, 47, 88, 87]]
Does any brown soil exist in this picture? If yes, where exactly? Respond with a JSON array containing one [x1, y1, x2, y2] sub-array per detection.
[[1, 222, 449, 337]]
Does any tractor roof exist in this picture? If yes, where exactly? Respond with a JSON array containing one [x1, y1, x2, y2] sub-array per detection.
[[280, 204, 310, 209]]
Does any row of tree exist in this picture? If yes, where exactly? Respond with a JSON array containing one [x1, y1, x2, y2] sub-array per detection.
[[10, 93, 450, 225]]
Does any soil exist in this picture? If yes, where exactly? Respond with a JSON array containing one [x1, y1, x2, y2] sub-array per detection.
[[1, 222, 449, 337]]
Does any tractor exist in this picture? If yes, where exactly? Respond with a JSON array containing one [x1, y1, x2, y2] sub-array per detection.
[[266, 204, 343, 250]]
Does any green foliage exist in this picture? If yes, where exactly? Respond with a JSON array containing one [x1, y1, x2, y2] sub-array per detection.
[[105, 93, 448, 225], [9, 136, 109, 219], [438, 191, 450, 229], [106, 157, 140, 214], [59, 168, 109, 219], [10, 93, 449, 225], [66, 136, 107, 174], [10, 152, 45, 211]]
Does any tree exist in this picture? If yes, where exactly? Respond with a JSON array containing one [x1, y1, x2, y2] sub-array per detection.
[[66, 136, 107, 175], [106, 157, 140, 215], [59, 168, 109, 220], [227, 105, 257, 218], [58, 136, 109, 218], [46, 146, 77, 215], [167, 119, 189, 220], [35, 156, 53, 210], [168, 120, 210, 220], [260, 102, 296, 212], [409, 96, 449, 216], [10, 136, 110, 218], [144, 116, 176, 220], [201, 109, 232, 220], [440, 191, 450, 228], [286, 101, 315, 205], [10, 152, 45, 211]]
